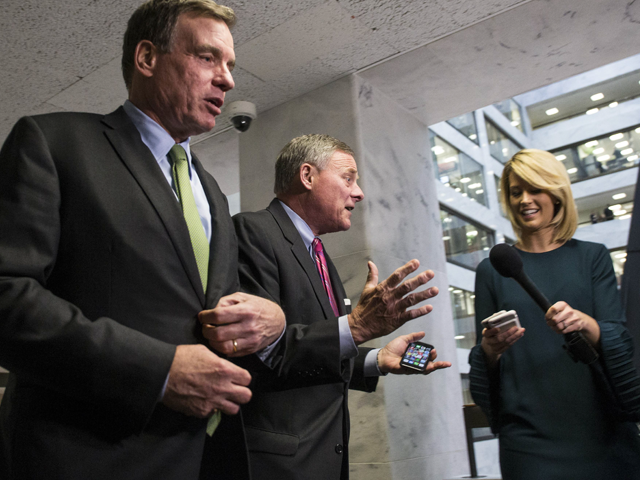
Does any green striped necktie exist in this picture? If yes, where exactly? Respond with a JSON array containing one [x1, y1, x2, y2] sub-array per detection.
[[168, 145, 220, 435]]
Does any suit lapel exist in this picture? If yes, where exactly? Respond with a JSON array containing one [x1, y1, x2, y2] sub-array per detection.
[[267, 199, 336, 319], [101, 107, 205, 304]]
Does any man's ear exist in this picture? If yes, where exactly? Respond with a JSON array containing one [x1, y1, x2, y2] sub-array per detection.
[[300, 163, 316, 191], [134, 40, 158, 79]]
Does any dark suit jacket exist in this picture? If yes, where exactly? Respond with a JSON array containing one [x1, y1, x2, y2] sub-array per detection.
[[229, 199, 377, 480], [0, 108, 248, 480]]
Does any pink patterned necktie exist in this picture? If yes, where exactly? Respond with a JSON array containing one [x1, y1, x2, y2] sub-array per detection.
[[312, 238, 340, 317]]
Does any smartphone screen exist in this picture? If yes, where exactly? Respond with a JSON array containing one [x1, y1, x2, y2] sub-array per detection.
[[400, 341, 433, 371]]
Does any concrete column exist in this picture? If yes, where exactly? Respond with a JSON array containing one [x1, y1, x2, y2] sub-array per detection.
[[239, 74, 468, 480]]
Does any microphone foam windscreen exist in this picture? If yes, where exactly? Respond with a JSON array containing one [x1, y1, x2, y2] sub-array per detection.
[[489, 243, 523, 278]]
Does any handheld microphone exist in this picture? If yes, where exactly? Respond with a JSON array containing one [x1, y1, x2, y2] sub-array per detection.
[[489, 243, 599, 364]]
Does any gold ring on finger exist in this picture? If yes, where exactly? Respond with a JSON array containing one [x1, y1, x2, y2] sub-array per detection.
[[233, 339, 238, 353]]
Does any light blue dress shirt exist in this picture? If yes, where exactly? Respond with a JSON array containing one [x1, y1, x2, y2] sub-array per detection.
[[123, 100, 212, 240], [279, 201, 382, 376]]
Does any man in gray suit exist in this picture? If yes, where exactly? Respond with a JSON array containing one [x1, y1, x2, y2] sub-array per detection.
[[212, 134, 450, 479], [0, 1, 284, 479]]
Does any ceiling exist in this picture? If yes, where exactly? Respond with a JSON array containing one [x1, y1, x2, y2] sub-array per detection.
[[2, 0, 640, 146]]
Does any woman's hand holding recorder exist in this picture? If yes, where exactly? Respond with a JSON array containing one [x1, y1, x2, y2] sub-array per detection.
[[480, 310, 525, 367]]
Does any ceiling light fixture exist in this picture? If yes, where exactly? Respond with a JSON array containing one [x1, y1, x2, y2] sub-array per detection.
[[610, 133, 624, 141], [585, 140, 599, 148], [609, 102, 619, 108], [612, 193, 627, 200], [621, 148, 634, 156], [616, 141, 629, 149], [555, 154, 567, 161], [546, 108, 559, 116], [586, 108, 599, 115], [590, 93, 604, 101]]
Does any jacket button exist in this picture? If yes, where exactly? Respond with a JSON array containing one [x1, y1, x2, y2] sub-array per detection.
[[335, 444, 343, 454]]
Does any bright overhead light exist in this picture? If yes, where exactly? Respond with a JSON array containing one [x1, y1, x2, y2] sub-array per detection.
[[622, 148, 634, 156], [460, 177, 471, 183], [613, 193, 627, 200], [432, 146, 445, 155], [502, 148, 509, 154], [609, 204, 622, 210], [475, 189, 484, 194], [614, 210, 628, 216], [636, 127, 640, 133], [442, 236, 451, 241], [597, 155, 610, 162], [466, 230, 478, 237], [590, 93, 604, 101], [470, 295, 476, 299], [448, 287, 454, 291], [468, 183, 482, 189], [616, 141, 629, 149], [620, 214, 632, 220], [610, 133, 624, 141], [609, 102, 619, 108], [620, 258, 628, 263], [615, 252, 628, 259], [511, 120, 520, 127], [585, 140, 599, 148], [455, 188, 461, 192], [469, 134, 477, 140], [555, 154, 567, 161], [586, 108, 599, 115], [567, 168, 578, 174], [546, 108, 559, 116], [453, 289, 463, 294], [462, 193, 468, 197], [628, 155, 639, 161], [454, 335, 465, 340], [593, 148, 605, 155]]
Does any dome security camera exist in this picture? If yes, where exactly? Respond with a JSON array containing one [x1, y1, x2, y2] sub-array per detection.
[[227, 101, 257, 133]]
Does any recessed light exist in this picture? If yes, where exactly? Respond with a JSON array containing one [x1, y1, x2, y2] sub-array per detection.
[[620, 257, 628, 263], [546, 108, 559, 116], [620, 215, 632, 220], [448, 287, 454, 291], [511, 120, 520, 127], [613, 193, 627, 200], [628, 155, 639, 161], [567, 168, 578, 174], [636, 127, 640, 134], [610, 133, 624, 141], [586, 108, 599, 115], [443, 236, 451, 241], [616, 141, 629, 149], [610, 204, 622, 210], [454, 335, 465, 340], [466, 231, 478, 237], [469, 134, 477, 140], [609, 102, 619, 108], [615, 252, 628, 259], [585, 140, 599, 148], [475, 189, 484, 194], [614, 210, 628, 216], [453, 289, 462, 294], [622, 148, 634, 156], [460, 177, 471, 183], [597, 155, 610, 162], [555, 154, 567, 161], [593, 148, 604, 155], [468, 183, 482, 189], [431, 146, 445, 155], [590, 93, 604, 101]]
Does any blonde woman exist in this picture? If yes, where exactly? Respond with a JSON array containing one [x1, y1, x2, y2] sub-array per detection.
[[469, 149, 640, 479]]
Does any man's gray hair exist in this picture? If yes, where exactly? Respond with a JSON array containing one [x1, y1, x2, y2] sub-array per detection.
[[274, 134, 355, 195], [122, 0, 236, 91]]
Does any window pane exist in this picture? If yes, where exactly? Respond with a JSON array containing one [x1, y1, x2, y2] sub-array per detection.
[[440, 208, 494, 269], [486, 118, 521, 163], [430, 132, 487, 206], [450, 287, 476, 349], [493, 98, 524, 133], [446, 112, 479, 144], [552, 125, 640, 183]]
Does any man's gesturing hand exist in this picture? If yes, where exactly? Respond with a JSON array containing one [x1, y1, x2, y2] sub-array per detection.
[[162, 344, 252, 417], [199, 292, 286, 357], [348, 260, 438, 345]]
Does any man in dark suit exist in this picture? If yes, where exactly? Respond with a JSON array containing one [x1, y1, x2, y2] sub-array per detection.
[[0, 1, 285, 479], [211, 134, 450, 479]]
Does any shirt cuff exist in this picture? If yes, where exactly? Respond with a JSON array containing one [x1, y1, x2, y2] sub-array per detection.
[[364, 348, 387, 377], [338, 315, 358, 360], [256, 324, 287, 367]]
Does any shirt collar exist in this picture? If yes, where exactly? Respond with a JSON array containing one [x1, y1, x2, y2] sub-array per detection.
[[123, 100, 192, 162], [279, 200, 316, 253]]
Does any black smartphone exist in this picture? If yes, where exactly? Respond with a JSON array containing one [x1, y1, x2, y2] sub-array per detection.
[[400, 341, 434, 372]]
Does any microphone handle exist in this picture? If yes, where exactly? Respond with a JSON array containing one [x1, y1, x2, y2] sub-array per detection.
[[514, 271, 599, 364]]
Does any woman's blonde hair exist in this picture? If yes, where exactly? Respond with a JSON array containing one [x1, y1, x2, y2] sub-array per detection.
[[500, 149, 577, 244]]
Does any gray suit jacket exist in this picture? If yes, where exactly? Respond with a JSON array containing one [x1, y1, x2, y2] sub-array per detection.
[[0, 108, 248, 480], [229, 199, 377, 480]]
